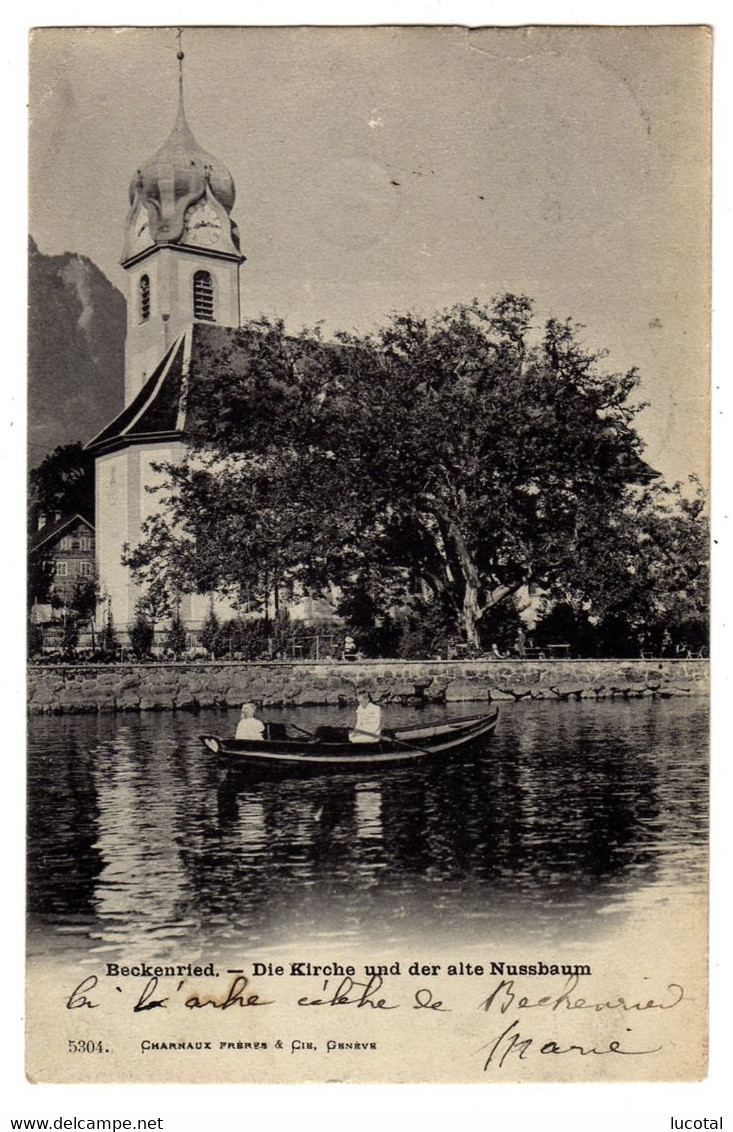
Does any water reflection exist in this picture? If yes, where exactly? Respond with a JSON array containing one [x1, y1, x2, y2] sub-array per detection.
[[27, 700, 707, 959]]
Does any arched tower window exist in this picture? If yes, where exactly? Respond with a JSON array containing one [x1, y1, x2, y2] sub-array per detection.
[[193, 271, 215, 321], [139, 274, 150, 322]]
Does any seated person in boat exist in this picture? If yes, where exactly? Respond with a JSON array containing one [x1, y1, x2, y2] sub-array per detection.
[[235, 701, 266, 741], [349, 689, 382, 743]]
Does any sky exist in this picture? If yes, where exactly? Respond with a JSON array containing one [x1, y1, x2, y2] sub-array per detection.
[[29, 24, 711, 483]]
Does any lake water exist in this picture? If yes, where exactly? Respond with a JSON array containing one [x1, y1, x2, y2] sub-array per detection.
[[27, 699, 708, 963]]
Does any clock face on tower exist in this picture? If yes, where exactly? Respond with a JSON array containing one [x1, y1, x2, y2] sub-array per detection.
[[131, 206, 153, 256], [183, 199, 223, 247]]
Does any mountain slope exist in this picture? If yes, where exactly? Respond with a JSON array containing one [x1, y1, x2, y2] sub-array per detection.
[[28, 237, 126, 464]]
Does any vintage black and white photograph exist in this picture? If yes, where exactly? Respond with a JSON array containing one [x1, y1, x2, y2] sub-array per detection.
[[26, 25, 710, 1083]]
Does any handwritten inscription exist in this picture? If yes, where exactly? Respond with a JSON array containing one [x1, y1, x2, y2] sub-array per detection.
[[296, 975, 398, 1009], [63, 972, 685, 1072], [66, 975, 273, 1013], [67, 971, 683, 1017], [478, 975, 684, 1016]]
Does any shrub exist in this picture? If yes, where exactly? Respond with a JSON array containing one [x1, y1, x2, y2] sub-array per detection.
[[218, 617, 270, 660], [99, 604, 120, 656], [27, 622, 44, 658], [129, 606, 154, 660], [61, 619, 79, 657], [477, 600, 525, 654], [394, 602, 459, 659], [200, 602, 221, 657], [164, 612, 188, 659]]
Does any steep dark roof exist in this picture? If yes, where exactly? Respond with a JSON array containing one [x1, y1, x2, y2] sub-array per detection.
[[30, 513, 94, 554], [85, 324, 246, 456], [85, 333, 188, 455]]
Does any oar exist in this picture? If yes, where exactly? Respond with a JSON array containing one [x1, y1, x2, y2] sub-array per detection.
[[351, 710, 496, 758], [349, 727, 438, 759]]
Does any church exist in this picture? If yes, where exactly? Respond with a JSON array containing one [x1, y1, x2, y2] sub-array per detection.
[[86, 50, 328, 634]]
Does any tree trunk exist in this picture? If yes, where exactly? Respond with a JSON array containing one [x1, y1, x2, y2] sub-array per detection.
[[428, 501, 527, 646], [443, 515, 483, 646], [462, 577, 481, 648]]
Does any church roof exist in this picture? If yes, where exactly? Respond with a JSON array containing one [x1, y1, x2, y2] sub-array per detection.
[[85, 324, 238, 456], [85, 331, 189, 454]]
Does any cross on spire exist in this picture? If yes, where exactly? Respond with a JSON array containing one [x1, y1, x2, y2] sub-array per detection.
[[176, 28, 185, 98]]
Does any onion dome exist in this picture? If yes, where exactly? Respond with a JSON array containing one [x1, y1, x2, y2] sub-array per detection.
[[121, 67, 242, 263]]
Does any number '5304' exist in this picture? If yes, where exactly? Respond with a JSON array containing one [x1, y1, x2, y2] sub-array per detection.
[[68, 1040, 106, 1053]]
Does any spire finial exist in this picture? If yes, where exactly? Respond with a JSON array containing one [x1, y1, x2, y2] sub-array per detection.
[[176, 27, 185, 99]]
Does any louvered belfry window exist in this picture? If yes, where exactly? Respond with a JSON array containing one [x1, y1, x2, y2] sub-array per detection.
[[140, 274, 150, 321], [193, 271, 215, 321]]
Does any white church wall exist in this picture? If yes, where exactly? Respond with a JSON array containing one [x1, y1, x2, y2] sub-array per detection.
[[96, 448, 135, 629], [96, 441, 188, 630]]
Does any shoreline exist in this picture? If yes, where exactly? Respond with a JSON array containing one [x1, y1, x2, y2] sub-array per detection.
[[27, 657, 708, 715]]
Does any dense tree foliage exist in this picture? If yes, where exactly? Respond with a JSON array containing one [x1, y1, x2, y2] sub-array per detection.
[[27, 553, 55, 608], [29, 442, 94, 524], [125, 296, 706, 651], [533, 476, 708, 656]]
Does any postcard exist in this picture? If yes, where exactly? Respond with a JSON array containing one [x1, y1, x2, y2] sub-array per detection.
[[26, 24, 710, 1084]]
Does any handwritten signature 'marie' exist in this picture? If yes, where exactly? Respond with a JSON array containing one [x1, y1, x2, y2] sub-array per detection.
[[476, 1017, 663, 1071]]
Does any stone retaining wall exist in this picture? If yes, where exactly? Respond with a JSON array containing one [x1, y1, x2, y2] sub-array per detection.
[[26, 658, 708, 715]]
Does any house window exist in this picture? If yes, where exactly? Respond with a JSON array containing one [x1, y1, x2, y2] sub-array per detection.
[[193, 271, 215, 321], [140, 274, 151, 322], [80, 537, 93, 551], [55, 561, 68, 576], [60, 537, 72, 550], [78, 561, 94, 577]]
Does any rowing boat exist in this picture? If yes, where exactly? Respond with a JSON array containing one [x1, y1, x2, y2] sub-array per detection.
[[200, 707, 499, 770]]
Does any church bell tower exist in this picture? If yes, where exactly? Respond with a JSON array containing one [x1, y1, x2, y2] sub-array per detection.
[[88, 36, 246, 631], [120, 36, 244, 403]]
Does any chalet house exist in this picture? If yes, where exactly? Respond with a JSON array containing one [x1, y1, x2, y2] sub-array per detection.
[[30, 514, 95, 612]]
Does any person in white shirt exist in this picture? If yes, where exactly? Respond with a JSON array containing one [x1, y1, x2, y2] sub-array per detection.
[[349, 689, 382, 743], [235, 701, 266, 741]]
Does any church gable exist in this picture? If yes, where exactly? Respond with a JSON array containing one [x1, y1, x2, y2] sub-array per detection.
[[86, 333, 188, 454]]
